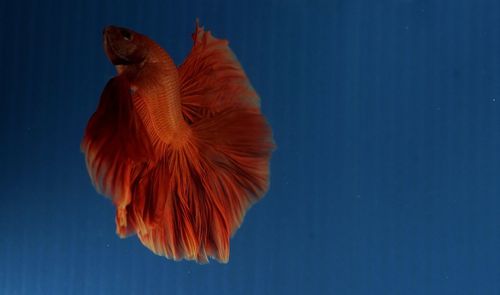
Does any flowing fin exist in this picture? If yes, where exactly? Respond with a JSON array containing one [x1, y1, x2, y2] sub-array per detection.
[[178, 20, 260, 124], [81, 76, 154, 221], [125, 108, 274, 263], [122, 22, 274, 263]]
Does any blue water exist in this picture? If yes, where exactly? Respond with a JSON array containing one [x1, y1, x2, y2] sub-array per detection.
[[2, 0, 500, 294]]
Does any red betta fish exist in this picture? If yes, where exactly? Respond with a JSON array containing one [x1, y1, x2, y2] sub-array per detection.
[[81, 21, 274, 263]]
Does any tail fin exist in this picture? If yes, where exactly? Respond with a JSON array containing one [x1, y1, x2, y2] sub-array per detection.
[[125, 107, 274, 263]]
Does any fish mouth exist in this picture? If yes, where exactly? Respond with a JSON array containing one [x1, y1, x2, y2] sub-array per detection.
[[103, 26, 132, 65]]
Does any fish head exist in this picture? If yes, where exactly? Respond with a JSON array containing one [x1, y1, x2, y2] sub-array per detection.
[[103, 26, 150, 65]]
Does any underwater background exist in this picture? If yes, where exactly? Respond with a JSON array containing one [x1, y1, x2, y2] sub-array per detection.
[[1, 0, 500, 294]]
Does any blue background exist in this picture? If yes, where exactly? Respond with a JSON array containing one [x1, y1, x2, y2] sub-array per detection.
[[1, 0, 500, 294]]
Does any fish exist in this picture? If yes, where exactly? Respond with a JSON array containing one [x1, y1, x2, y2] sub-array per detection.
[[81, 21, 275, 263]]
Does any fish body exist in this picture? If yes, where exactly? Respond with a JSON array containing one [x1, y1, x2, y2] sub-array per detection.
[[82, 22, 274, 263]]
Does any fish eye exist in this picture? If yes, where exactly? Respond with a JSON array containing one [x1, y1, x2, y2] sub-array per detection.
[[120, 29, 132, 41]]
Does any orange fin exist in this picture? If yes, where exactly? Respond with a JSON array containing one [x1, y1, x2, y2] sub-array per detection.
[[81, 76, 153, 208], [178, 20, 260, 124], [123, 22, 275, 263], [125, 107, 274, 263]]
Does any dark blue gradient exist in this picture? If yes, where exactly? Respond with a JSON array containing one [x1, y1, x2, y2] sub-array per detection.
[[1, 0, 500, 294]]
